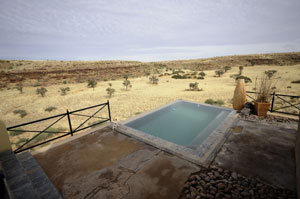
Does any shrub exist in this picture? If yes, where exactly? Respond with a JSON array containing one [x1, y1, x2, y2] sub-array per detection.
[[216, 99, 225, 106], [199, 71, 206, 77], [197, 76, 204, 80], [188, 82, 202, 91], [33, 82, 41, 87], [45, 106, 57, 112], [205, 99, 215, 105], [123, 78, 132, 90], [63, 80, 67, 84], [171, 74, 183, 79], [36, 87, 47, 97], [9, 127, 26, 136], [224, 66, 232, 72], [264, 70, 277, 79], [205, 99, 225, 106], [59, 87, 70, 96], [106, 83, 115, 98], [149, 76, 159, 84], [235, 76, 252, 83], [87, 79, 97, 90], [287, 86, 292, 88], [291, 80, 300, 84], [16, 82, 23, 94], [215, 70, 224, 77], [13, 109, 27, 118], [15, 138, 30, 147]]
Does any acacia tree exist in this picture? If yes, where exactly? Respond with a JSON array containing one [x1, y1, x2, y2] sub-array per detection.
[[215, 70, 224, 77], [36, 87, 47, 97], [239, 66, 244, 75], [88, 79, 97, 91], [123, 76, 132, 90], [149, 75, 159, 84], [264, 70, 277, 79], [106, 83, 115, 98], [59, 87, 70, 96], [189, 82, 200, 91], [16, 82, 23, 94], [224, 66, 232, 72]]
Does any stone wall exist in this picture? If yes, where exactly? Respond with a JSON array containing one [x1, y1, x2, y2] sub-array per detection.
[[296, 115, 300, 199]]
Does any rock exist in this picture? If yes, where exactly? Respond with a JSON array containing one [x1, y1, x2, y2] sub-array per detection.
[[199, 180, 206, 185], [186, 193, 191, 198], [190, 191, 196, 199], [240, 107, 251, 116], [231, 172, 237, 179], [204, 176, 210, 182], [206, 194, 214, 199], [241, 191, 250, 197], [217, 183, 225, 190], [217, 168, 223, 173], [191, 180, 197, 186]]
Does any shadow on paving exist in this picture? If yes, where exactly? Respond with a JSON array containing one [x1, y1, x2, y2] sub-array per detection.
[[213, 119, 296, 190]]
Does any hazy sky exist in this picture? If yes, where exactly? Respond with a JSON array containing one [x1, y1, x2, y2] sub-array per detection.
[[0, 0, 300, 61]]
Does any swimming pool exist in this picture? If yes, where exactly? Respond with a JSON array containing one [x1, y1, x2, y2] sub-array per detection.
[[116, 100, 236, 166]]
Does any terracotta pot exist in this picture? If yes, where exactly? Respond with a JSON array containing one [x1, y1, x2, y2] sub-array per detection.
[[254, 101, 270, 116]]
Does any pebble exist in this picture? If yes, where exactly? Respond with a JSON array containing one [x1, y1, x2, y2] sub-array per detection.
[[180, 165, 295, 199]]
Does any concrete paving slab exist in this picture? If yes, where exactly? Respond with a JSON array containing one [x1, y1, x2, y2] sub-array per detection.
[[123, 152, 200, 199], [34, 127, 201, 199], [213, 119, 297, 190], [34, 127, 145, 195]]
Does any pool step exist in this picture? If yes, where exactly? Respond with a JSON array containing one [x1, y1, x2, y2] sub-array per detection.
[[0, 150, 61, 199]]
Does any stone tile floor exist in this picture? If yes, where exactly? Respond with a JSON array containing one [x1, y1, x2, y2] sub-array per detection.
[[33, 118, 297, 199]]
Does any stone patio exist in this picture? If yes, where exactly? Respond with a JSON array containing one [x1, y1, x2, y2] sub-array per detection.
[[213, 119, 296, 190], [32, 118, 298, 198], [33, 126, 200, 199]]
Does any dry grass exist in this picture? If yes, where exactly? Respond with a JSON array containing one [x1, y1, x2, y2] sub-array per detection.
[[1, 64, 300, 149]]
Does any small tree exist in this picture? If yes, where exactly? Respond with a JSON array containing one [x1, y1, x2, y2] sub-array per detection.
[[88, 79, 97, 91], [106, 83, 115, 98], [123, 76, 132, 90], [16, 82, 23, 94], [239, 66, 244, 75], [149, 76, 159, 84], [264, 70, 277, 79], [36, 87, 47, 97], [189, 82, 201, 91], [215, 70, 224, 77], [59, 87, 70, 96], [224, 66, 232, 72]]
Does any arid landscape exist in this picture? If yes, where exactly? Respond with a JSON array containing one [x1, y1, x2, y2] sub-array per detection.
[[1, 52, 300, 149]]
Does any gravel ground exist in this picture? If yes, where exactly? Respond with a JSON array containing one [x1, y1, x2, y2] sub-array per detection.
[[179, 166, 296, 199]]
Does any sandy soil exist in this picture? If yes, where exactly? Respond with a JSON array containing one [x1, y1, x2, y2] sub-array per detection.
[[1, 65, 299, 148]]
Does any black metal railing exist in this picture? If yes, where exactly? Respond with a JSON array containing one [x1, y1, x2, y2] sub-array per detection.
[[7, 101, 111, 153], [246, 91, 300, 116]]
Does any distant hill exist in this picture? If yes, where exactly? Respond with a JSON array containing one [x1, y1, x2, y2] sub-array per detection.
[[1, 52, 300, 86]]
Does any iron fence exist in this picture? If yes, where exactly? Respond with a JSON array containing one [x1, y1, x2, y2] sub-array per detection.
[[7, 101, 111, 153], [246, 91, 300, 116]]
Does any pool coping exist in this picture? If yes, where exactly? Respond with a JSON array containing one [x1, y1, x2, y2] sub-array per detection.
[[114, 99, 237, 167]]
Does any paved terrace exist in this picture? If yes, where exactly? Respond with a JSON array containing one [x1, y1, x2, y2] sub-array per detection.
[[33, 118, 297, 199]]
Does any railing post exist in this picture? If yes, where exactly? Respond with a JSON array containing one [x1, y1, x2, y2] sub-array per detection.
[[107, 100, 111, 122], [270, 91, 275, 112], [67, 110, 73, 136]]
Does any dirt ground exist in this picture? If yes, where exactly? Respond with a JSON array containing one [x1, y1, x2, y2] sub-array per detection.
[[1, 64, 300, 149]]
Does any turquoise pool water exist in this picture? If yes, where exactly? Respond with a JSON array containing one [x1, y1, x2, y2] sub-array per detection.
[[125, 101, 231, 148]]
